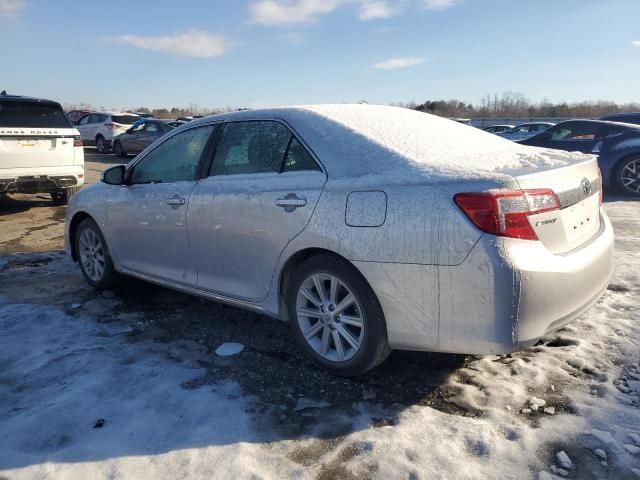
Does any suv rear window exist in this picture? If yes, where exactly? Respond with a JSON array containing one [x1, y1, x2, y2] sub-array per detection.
[[111, 115, 139, 125], [0, 100, 72, 128]]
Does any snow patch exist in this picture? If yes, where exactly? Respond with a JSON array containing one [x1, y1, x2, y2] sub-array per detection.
[[215, 342, 244, 357]]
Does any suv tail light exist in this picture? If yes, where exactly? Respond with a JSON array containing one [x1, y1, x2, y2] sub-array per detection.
[[73, 135, 83, 147], [104, 122, 124, 130], [454, 189, 560, 240]]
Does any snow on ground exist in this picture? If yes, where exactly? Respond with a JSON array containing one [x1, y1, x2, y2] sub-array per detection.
[[0, 198, 639, 479]]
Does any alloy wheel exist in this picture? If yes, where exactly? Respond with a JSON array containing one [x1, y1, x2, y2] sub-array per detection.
[[79, 228, 106, 282], [620, 158, 640, 194], [295, 273, 365, 362]]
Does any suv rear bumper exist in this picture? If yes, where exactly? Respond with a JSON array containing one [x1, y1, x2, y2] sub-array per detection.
[[0, 166, 84, 194]]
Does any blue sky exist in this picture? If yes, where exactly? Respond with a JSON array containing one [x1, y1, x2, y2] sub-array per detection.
[[1, 0, 639, 110]]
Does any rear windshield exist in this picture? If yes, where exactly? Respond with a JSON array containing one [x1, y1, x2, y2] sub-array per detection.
[[111, 115, 139, 125], [0, 100, 72, 128]]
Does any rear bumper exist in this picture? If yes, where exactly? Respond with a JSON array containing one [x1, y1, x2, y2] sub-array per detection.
[[354, 209, 614, 354], [0, 166, 85, 193]]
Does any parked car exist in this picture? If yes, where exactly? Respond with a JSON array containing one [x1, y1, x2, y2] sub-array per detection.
[[65, 105, 613, 375], [75, 112, 139, 153], [0, 92, 84, 204], [599, 112, 640, 126], [518, 119, 640, 196], [498, 122, 555, 141], [113, 119, 178, 157], [483, 125, 515, 134], [66, 109, 93, 125]]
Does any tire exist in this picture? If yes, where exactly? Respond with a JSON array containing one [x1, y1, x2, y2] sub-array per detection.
[[75, 218, 118, 290], [113, 140, 127, 158], [287, 254, 391, 376], [51, 186, 81, 205], [614, 156, 640, 196], [96, 135, 107, 154]]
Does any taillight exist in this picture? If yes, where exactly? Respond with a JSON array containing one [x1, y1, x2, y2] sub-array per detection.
[[73, 135, 83, 147], [104, 123, 115, 129], [454, 189, 560, 240]]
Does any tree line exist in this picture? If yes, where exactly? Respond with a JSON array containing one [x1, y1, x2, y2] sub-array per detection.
[[65, 92, 639, 120], [395, 92, 640, 118]]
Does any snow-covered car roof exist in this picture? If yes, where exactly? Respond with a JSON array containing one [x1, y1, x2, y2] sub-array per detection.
[[191, 104, 590, 182]]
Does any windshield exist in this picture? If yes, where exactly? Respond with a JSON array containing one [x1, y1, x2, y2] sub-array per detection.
[[0, 100, 72, 128]]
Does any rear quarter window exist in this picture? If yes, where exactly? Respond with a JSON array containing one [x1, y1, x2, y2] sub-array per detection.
[[111, 115, 140, 125], [0, 101, 72, 128]]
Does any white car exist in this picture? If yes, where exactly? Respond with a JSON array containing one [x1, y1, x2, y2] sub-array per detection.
[[0, 92, 84, 204], [75, 112, 139, 153]]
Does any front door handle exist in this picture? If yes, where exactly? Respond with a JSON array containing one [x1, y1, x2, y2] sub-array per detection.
[[166, 195, 186, 208], [276, 194, 307, 212]]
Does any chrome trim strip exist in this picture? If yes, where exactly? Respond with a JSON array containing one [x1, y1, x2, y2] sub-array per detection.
[[557, 177, 601, 209], [119, 267, 266, 313]]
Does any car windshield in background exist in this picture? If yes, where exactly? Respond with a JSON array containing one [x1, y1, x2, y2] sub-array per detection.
[[111, 115, 139, 125], [0, 101, 71, 128]]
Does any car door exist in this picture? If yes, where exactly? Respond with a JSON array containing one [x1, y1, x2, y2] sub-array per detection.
[[138, 121, 163, 151], [106, 124, 217, 284], [75, 114, 93, 143], [123, 120, 146, 152], [187, 120, 327, 301]]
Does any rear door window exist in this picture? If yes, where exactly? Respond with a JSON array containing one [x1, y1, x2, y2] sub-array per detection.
[[210, 121, 291, 176], [0, 101, 71, 128]]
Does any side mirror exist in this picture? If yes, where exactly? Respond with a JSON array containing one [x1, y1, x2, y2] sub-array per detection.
[[102, 165, 127, 185], [537, 132, 553, 141], [126, 127, 134, 134]]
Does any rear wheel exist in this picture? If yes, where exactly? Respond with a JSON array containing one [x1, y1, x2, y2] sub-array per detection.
[[113, 140, 127, 158], [96, 135, 107, 154], [51, 186, 81, 205], [75, 218, 118, 289], [287, 254, 390, 376], [615, 156, 640, 196]]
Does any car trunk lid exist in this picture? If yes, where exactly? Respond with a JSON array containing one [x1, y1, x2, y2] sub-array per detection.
[[514, 155, 601, 254]]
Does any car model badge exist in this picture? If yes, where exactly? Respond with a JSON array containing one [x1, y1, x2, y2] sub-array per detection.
[[581, 178, 592, 196]]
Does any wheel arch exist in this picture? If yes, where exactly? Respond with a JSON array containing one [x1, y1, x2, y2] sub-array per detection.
[[68, 211, 95, 261], [276, 247, 378, 322]]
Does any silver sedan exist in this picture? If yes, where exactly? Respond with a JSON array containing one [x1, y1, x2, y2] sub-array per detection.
[[65, 105, 614, 376]]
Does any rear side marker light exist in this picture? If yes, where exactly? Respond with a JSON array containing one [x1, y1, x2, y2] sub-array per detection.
[[454, 189, 560, 240], [73, 135, 83, 147]]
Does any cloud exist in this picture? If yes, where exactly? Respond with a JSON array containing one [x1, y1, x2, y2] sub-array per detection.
[[0, 0, 24, 16], [358, 1, 395, 20], [249, 0, 341, 26], [422, 0, 459, 10], [632, 41, 640, 48], [105, 31, 231, 58], [373, 56, 425, 69]]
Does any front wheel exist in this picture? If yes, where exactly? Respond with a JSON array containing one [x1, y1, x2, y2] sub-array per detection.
[[287, 254, 390, 376], [615, 156, 640, 196], [75, 218, 118, 289]]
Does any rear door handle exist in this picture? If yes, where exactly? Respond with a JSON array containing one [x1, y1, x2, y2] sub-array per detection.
[[276, 194, 307, 212], [166, 195, 186, 208]]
